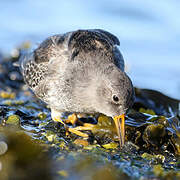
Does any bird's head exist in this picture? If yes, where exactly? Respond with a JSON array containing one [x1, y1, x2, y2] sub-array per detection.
[[95, 65, 134, 116], [94, 64, 135, 147]]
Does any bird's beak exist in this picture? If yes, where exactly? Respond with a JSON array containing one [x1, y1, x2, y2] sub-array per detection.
[[113, 114, 125, 148]]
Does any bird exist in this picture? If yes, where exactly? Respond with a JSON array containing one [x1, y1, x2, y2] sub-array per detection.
[[19, 29, 135, 148]]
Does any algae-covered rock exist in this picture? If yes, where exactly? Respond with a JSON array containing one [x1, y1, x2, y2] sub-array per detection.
[[0, 129, 53, 180], [141, 153, 165, 163], [42, 130, 58, 142], [74, 139, 89, 146], [102, 142, 118, 149], [139, 108, 156, 115], [0, 91, 15, 99], [153, 164, 164, 177], [143, 124, 166, 146], [38, 112, 47, 120], [6, 115, 20, 125], [58, 170, 69, 178], [90, 114, 118, 141]]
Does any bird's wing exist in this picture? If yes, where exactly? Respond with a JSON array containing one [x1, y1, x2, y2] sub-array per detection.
[[92, 29, 120, 46], [68, 29, 125, 71], [91, 29, 125, 71], [19, 33, 70, 99], [90, 29, 125, 71]]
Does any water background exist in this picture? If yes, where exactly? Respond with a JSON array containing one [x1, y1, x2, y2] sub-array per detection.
[[1, 0, 180, 99]]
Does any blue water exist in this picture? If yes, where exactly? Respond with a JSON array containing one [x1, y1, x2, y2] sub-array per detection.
[[1, 0, 180, 99]]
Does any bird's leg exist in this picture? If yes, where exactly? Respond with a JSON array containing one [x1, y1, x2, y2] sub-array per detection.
[[66, 113, 95, 126], [68, 114, 97, 138], [67, 113, 97, 132], [67, 113, 94, 138], [77, 113, 99, 128], [68, 123, 95, 138], [68, 127, 89, 138], [51, 109, 91, 138], [51, 109, 70, 136], [51, 109, 66, 126]]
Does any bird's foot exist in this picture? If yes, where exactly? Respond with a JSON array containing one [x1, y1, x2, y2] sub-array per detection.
[[68, 127, 89, 138], [66, 114, 95, 138], [53, 117, 66, 126], [65, 113, 79, 125], [51, 110, 94, 138], [68, 123, 95, 137]]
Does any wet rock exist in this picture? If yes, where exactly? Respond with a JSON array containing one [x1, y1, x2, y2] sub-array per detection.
[[6, 115, 20, 126]]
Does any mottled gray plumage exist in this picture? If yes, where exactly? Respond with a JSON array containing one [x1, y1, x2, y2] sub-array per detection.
[[20, 29, 134, 119]]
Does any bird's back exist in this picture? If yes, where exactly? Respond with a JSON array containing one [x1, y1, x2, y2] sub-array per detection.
[[68, 29, 124, 70], [20, 29, 125, 103]]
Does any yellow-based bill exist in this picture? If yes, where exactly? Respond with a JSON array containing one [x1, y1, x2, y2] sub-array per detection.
[[113, 114, 125, 148]]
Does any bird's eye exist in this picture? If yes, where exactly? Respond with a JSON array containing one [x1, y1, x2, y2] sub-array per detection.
[[112, 95, 119, 102]]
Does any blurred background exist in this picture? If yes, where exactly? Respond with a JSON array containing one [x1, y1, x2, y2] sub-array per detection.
[[0, 0, 180, 99]]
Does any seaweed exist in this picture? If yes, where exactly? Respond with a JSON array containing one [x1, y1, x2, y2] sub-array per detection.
[[0, 47, 180, 179]]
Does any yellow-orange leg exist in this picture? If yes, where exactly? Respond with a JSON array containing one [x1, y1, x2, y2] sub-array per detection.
[[51, 110, 93, 138], [68, 123, 95, 138], [65, 113, 78, 125]]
